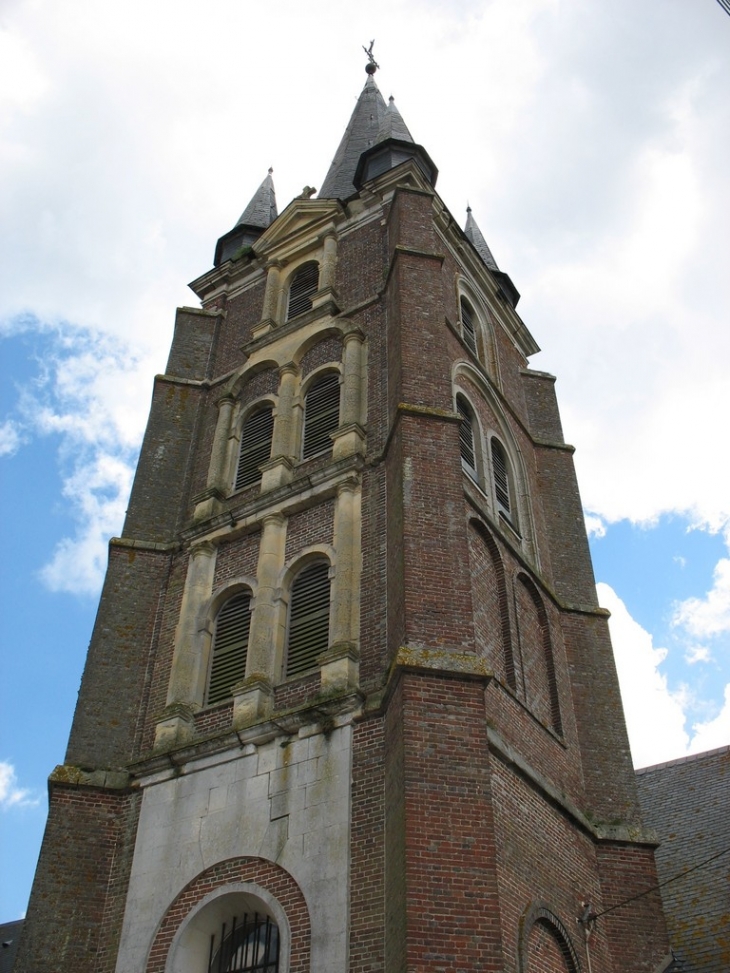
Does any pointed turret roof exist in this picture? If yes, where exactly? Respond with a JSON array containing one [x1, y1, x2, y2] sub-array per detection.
[[214, 169, 278, 266], [464, 206, 521, 308], [376, 95, 414, 144], [235, 168, 278, 229], [464, 206, 499, 271], [319, 73, 388, 200]]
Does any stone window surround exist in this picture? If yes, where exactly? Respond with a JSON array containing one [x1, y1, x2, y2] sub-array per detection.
[[199, 325, 365, 518], [156, 477, 361, 748]]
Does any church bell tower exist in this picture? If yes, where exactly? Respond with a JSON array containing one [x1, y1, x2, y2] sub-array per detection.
[[17, 59, 672, 973]]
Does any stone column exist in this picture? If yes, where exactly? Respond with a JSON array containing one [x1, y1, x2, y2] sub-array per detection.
[[333, 329, 366, 460], [320, 477, 361, 691], [261, 363, 298, 492], [232, 512, 287, 725], [194, 395, 235, 521], [254, 261, 282, 337], [312, 231, 340, 313], [320, 233, 338, 291], [155, 541, 217, 748]]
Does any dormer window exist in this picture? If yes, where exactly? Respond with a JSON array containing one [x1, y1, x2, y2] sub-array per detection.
[[287, 261, 319, 319]]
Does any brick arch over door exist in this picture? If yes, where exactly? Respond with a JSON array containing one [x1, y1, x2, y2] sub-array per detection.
[[514, 574, 562, 734], [147, 857, 311, 973], [467, 519, 515, 689], [518, 903, 581, 973]]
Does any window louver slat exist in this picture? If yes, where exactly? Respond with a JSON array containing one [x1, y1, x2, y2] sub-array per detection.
[[207, 593, 251, 705], [491, 439, 511, 515], [457, 397, 476, 473], [302, 373, 340, 458], [286, 562, 330, 678], [460, 298, 477, 354], [235, 407, 274, 490], [287, 262, 319, 319]]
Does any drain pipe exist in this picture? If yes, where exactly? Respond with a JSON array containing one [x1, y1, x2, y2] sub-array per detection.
[[577, 902, 598, 973]]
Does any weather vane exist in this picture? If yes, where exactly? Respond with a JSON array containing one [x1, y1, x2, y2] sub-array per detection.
[[363, 39, 380, 74]]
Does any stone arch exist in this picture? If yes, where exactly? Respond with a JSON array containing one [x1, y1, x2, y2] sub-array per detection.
[[514, 573, 562, 734], [295, 328, 344, 377], [149, 856, 310, 973], [467, 519, 515, 689], [518, 902, 581, 973], [455, 275, 500, 383]]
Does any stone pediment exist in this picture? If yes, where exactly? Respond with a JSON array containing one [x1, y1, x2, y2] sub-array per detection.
[[253, 197, 343, 262]]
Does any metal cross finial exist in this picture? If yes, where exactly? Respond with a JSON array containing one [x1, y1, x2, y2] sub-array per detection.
[[363, 40, 380, 73]]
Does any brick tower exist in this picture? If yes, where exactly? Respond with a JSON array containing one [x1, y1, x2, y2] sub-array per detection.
[[17, 63, 672, 973]]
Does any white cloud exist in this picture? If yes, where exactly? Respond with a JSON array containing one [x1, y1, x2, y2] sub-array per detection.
[[598, 582, 689, 767], [0, 761, 40, 811], [3, 322, 148, 594], [584, 514, 606, 539], [672, 555, 730, 641], [688, 684, 730, 755], [0, 419, 24, 456]]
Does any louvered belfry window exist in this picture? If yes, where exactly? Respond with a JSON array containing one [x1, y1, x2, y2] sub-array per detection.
[[207, 592, 252, 705], [287, 261, 319, 319], [235, 406, 274, 491], [285, 561, 330, 678], [302, 373, 340, 459], [457, 396, 477, 478], [460, 297, 477, 355], [491, 438, 512, 519]]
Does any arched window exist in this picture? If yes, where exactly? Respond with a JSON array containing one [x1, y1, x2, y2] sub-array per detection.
[[207, 592, 252, 706], [285, 561, 330, 679], [456, 395, 478, 481], [287, 261, 319, 319], [460, 297, 477, 355], [302, 372, 340, 459], [208, 913, 279, 973], [491, 437, 514, 523], [235, 405, 274, 491]]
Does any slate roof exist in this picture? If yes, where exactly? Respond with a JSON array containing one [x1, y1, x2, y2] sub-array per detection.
[[636, 746, 730, 973], [0, 920, 24, 973], [376, 96, 414, 145], [319, 74, 389, 200], [464, 206, 499, 271], [235, 168, 278, 229]]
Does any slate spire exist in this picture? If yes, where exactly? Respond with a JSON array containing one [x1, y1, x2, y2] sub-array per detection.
[[464, 206, 521, 308], [464, 205, 499, 271], [214, 169, 278, 266], [376, 95, 414, 145], [235, 168, 278, 229], [319, 73, 388, 200]]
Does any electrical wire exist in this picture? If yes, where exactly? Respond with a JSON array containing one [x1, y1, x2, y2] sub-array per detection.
[[716, 0, 730, 17], [591, 846, 729, 921]]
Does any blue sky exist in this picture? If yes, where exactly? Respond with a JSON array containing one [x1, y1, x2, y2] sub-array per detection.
[[1, 0, 729, 922]]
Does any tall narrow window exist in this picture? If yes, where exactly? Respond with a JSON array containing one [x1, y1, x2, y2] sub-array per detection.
[[285, 561, 330, 678], [491, 438, 513, 522], [207, 592, 252, 705], [460, 297, 477, 355], [287, 261, 319, 319], [235, 405, 274, 490], [302, 372, 340, 459], [456, 395, 477, 480]]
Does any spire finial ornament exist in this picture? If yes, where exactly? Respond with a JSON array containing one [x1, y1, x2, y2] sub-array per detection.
[[363, 39, 379, 75]]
